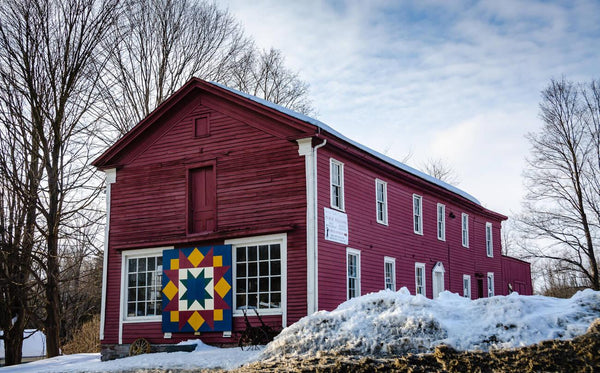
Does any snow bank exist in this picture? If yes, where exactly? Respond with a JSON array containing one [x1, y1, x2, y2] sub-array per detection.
[[3, 290, 599, 372], [262, 288, 600, 358], [1, 342, 260, 373]]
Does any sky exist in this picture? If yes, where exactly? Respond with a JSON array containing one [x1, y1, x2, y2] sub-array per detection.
[[220, 0, 600, 217]]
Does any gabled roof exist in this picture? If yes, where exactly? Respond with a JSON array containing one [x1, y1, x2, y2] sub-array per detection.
[[94, 77, 481, 206], [208, 81, 481, 205]]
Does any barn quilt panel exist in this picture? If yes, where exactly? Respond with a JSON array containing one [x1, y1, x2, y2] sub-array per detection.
[[162, 245, 232, 332]]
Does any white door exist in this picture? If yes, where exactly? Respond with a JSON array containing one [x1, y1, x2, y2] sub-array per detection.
[[432, 262, 445, 299]]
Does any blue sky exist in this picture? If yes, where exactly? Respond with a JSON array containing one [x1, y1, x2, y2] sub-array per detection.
[[221, 0, 600, 216]]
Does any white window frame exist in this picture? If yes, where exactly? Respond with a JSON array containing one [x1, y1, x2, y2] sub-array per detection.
[[347, 248, 361, 299], [413, 194, 423, 235], [487, 272, 495, 297], [461, 213, 469, 248], [384, 256, 396, 291], [415, 262, 426, 296], [463, 274, 471, 299], [486, 222, 493, 257], [121, 247, 169, 324], [437, 203, 446, 241], [375, 179, 388, 225], [330, 158, 345, 211], [228, 233, 287, 323]]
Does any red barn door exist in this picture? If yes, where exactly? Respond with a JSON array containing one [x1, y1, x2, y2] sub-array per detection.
[[189, 166, 216, 233]]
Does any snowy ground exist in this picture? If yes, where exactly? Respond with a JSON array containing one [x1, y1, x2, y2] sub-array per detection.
[[0, 342, 260, 372], [2, 289, 599, 372]]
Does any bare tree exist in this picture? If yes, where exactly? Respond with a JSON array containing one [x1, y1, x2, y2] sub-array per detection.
[[97, 0, 250, 138], [97, 0, 313, 142], [421, 158, 461, 185], [539, 259, 587, 298], [0, 0, 119, 357], [0, 123, 42, 365], [518, 78, 599, 291], [228, 48, 313, 116]]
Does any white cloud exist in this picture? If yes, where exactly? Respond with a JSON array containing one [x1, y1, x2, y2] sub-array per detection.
[[220, 0, 600, 218]]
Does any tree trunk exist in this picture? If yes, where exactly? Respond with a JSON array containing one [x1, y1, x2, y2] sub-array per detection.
[[45, 228, 61, 357], [44, 139, 61, 357], [3, 328, 24, 366]]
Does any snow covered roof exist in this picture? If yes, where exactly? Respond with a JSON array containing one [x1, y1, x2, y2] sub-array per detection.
[[209, 81, 481, 205]]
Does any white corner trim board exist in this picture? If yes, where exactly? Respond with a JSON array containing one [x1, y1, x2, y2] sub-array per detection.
[[99, 168, 116, 341], [297, 137, 326, 315]]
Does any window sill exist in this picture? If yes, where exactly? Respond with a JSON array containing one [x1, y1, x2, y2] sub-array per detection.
[[123, 316, 161, 323], [233, 309, 283, 317]]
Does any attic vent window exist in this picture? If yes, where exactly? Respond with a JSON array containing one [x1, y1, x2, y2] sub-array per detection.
[[194, 116, 210, 137]]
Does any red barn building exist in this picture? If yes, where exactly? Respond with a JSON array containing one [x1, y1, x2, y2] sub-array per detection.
[[93, 78, 532, 359]]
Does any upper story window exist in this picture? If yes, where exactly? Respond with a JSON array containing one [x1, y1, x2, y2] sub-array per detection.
[[376, 179, 388, 225], [487, 272, 495, 297], [194, 115, 210, 137], [188, 165, 216, 234], [347, 248, 361, 299], [463, 275, 471, 299], [330, 159, 344, 211], [461, 213, 469, 248], [437, 203, 446, 241], [123, 249, 164, 319], [384, 257, 396, 291], [486, 222, 493, 257], [415, 262, 426, 296], [413, 194, 423, 235]]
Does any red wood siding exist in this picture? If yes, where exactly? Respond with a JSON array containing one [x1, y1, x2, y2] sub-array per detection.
[[103, 90, 308, 344], [121, 315, 282, 345], [501, 256, 533, 295], [316, 146, 522, 311], [98, 79, 531, 348]]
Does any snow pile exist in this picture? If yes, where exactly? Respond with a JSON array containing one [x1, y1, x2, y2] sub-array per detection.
[[3, 290, 600, 372], [1, 341, 260, 373], [262, 288, 600, 358]]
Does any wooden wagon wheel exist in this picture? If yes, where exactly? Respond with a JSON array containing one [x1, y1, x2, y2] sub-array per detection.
[[129, 337, 151, 356]]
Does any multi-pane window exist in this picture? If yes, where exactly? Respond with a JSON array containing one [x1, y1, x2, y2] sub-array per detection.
[[347, 248, 361, 299], [376, 179, 388, 225], [463, 275, 471, 299], [437, 204, 446, 241], [330, 159, 344, 210], [487, 272, 495, 297], [413, 195, 423, 234], [126, 255, 163, 318], [461, 213, 469, 247], [486, 222, 493, 257], [384, 257, 396, 291], [415, 262, 426, 296], [235, 243, 281, 310]]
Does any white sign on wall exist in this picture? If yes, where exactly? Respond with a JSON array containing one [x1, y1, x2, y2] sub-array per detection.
[[324, 207, 348, 245]]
